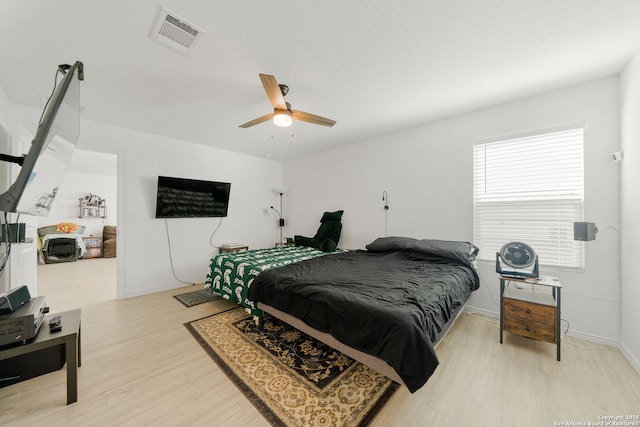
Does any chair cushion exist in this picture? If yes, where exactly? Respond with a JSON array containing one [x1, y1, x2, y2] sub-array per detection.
[[294, 235, 314, 247], [320, 210, 344, 223], [318, 239, 337, 252], [103, 225, 116, 240]]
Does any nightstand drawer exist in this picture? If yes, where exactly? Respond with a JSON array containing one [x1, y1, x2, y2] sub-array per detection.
[[504, 297, 555, 326], [504, 317, 556, 343]]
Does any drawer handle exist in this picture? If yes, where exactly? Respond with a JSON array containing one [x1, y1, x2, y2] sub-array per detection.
[[525, 326, 531, 332], [525, 309, 531, 314]]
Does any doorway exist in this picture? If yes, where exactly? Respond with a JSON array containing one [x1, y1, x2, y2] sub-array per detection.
[[36, 149, 118, 311]]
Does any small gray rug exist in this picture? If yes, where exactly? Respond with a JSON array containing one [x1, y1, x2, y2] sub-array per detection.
[[174, 289, 221, 307]]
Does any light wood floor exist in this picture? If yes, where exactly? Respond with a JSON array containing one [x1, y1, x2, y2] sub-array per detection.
[[36, 257, 117, 312], [1, 261, 639, 426]]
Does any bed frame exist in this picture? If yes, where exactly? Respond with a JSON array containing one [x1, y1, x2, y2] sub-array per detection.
[[258, 296, 469, 389]]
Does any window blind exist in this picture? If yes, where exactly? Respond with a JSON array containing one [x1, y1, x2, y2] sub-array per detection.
[[473, 128, 584, 268]]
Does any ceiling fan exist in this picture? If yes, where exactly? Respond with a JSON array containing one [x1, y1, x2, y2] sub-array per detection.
[[239, 74, 336, 129]]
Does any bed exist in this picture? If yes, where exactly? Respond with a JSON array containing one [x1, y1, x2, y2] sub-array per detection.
[[207, 237, 480, 393], [204, 245, 333, 318], [249, 237, 479, 393]]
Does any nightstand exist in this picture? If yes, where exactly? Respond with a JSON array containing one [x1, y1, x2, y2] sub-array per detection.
[[219, 244, 248, 253], [275, 242, 294, 248], [499, 275, 561, 361]]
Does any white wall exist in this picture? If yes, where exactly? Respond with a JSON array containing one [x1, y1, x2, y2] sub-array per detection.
[[0, 86, 39, 295], [620, 53, 640, 371], [0, 85, 16, 294], [283, 77, 622, 344], [77, 119, 283, 298], [3, 95, 284, 298]]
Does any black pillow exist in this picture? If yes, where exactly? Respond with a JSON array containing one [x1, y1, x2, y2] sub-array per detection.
[[365, 236, 418, 252], [320, 210, 344, 223], [409, 239, 479, 266]]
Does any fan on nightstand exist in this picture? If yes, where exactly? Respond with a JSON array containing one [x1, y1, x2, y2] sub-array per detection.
[[496, 241, 539, 279]]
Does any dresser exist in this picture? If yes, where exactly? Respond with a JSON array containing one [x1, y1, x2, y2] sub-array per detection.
[[499, 275, 561, 361]]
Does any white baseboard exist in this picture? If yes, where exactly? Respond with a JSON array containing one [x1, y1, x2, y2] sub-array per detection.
[[464, 305, 640, 375], [619, 340, 640, 375], [566, 329, 619, 347], [464, 305, 499, 319]]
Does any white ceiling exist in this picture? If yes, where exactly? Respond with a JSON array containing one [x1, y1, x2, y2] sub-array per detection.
[[1, 1, 640, 161]]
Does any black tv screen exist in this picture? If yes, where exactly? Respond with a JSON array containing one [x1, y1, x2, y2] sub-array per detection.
[[155, 176, 231, 218]]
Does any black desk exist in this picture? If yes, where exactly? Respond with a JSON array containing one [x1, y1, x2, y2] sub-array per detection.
[[0, 309, 81, 404]]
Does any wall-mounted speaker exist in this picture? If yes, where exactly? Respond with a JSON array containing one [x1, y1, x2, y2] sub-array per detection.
[[0, 223, 26, 243], [574, 222, 598, 241]]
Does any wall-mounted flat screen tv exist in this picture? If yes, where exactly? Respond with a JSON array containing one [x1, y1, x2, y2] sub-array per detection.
[[0, 61, 83, 216], [155, 176, 231, 218]]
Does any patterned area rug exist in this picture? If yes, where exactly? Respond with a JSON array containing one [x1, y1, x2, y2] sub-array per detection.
[[174, 289, 221, 307], [185, 308, 399, 426]]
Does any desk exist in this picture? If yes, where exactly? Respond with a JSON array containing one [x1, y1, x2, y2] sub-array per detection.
[[0, 309, 81, 404]]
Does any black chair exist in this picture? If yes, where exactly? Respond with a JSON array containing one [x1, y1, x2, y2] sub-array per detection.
[[294, 210, 343, 251]]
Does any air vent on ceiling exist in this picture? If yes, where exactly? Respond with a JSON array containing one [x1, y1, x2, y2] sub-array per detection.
[[150, 7, 204, 55]]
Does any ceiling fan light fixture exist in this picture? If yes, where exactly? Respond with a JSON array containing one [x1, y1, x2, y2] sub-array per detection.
[[239, 74, 335, 128], [273, 110, 292, 127]]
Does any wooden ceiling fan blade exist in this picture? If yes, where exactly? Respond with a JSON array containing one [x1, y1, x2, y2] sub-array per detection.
[[291, 110, 336, 127], [259, 74, 287, 110], [239, 112, 274, 128]]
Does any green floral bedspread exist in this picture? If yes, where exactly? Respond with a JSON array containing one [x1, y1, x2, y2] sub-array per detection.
[[205, 246, 329, 318]]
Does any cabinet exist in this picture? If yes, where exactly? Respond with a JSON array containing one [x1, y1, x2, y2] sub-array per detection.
[[499, 275, 561, 361], [82, 236, 102, 258], [79, 194, 107, 218]]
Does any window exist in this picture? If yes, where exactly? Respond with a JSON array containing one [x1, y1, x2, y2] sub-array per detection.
[[473, 128, 584, 269]]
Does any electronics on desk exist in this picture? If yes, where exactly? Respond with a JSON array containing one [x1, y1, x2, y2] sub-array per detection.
[[0, 285, 31, 314], [49, 315, 62, 332], [0, 295, 47, 347]]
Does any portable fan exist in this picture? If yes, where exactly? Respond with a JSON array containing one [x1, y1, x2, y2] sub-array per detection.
[[495, 241, 539, 278]]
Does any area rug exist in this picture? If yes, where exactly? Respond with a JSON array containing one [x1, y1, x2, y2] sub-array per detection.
[[185, 308, 399, 426], [174, 289, 221, 307]]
